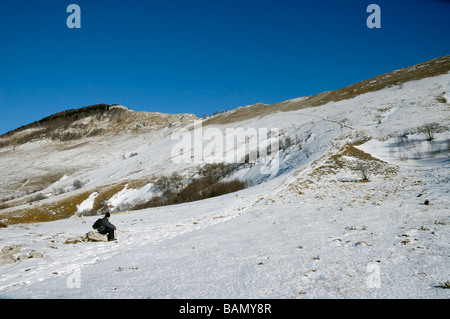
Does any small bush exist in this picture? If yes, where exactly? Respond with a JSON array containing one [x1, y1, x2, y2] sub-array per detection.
[[73, 179, 86, 190], [73, 179, 83, 189], [52, 187, 66, 195], [152, 173, 185, 193], [27, 193, 47, 204], [176, 178, 247, 203], [279, 136, 293, 151], [198, 163, 237, 179], [88, 128, 104, 136], [77, 209, 98, 217], [419, 123, 441, 142], [376, 114, 383, 124], [356, 163, 372, 181]]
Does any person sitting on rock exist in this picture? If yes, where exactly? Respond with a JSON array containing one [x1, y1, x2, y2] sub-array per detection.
[[98, 212, 116, 241]]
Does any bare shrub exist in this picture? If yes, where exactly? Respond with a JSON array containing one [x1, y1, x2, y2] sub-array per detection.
[[279, 136, 293, 151], [152, 173, 184, 193], [73, 179, 89, 190], [88, 128, 104, 137], [73, 179, 84, 190], [447, 139, 450, 158], [356, 163, 372, 181], [376, 114, 383, 124], [77, 209, 98, 217], [27, 193, 47, 204], [59, 131, 82, 141], [176, 177, 247, 203], [419, 123, 440, 142], [52, 187, 66, 195]]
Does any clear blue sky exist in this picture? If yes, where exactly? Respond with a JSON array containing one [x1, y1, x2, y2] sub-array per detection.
[[0, 0, 449, 134]]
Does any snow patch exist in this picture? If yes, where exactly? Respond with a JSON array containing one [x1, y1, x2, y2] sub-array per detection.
[[76, 192, 98, 214]]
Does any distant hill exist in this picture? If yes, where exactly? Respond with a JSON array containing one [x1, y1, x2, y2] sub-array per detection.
[[0, 104, 197, 148]]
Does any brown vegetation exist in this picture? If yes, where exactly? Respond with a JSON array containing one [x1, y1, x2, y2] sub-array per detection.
[[1, 191, 91, 225], [203, 55, 450, 126]]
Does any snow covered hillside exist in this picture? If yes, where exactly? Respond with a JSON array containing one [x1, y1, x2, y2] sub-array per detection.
[[0, 56, 449, 298]]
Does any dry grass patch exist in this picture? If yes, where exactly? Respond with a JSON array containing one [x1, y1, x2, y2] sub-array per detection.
[[309, 142, 397, 182], [1, 191, 91, 225]]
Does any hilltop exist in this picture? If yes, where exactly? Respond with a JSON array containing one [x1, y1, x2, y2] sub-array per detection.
[[0, 103, 197, 147]]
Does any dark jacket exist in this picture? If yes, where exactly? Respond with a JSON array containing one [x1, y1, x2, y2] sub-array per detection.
[[98, 217, 115, 233]]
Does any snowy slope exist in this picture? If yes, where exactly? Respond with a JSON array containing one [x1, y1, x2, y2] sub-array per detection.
[[0, 156, 448, 298], [0, 65, 449, 298]]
